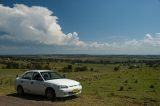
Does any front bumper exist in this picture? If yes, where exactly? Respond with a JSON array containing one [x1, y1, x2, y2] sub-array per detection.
[[56, 85, 82, 97]]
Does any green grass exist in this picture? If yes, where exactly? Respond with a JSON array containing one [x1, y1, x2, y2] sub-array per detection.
[[0, 64, 160, 105]]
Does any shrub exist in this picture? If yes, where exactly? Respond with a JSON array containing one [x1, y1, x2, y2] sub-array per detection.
[[118, 86, 124, 91], [114, 66, 119, 71], [74, 66, 88, 72], [44, 64, 51, 70], [117, 76, 121, 78], [128, 87, 132, 90], [108, 92, 115, 97], [134, 79, 138, 83], [74, 67, 80, 72], [128, 65, 140, 69], [150, 85, 154, 88], [90, 67, 94, 71], [80, 66, 88, 71], [128, 65, 135, 69], [67, 64, 73, 71], [61, 64, 73, 72], [124, 80, 128, 83], [6, 62, 19, 69]]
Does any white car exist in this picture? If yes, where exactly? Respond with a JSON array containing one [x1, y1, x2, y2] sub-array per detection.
[[16, 70, 82, 100]]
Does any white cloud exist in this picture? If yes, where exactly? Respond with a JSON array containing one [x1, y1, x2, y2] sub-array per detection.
[[0, 4, 160, 54], [0, 4, 119, 49], [84, 33, 160, 50], [124, 33, 160, 47], [0, 4, 85, 46], [125, 39, 141, 47]]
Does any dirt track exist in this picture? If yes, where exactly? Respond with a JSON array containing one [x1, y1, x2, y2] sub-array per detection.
[[0, 93, 67, 106]]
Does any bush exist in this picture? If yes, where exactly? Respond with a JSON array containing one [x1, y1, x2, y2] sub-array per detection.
[[134, 79, 138, 83], [118, 86, 124, 91], [108, 92, 115, 97], [44, 64, 51, 70], [114, 66, 119, 71], [90, 67, 94, 71], [68, 64, 73, 70], [74, 66, 88, 72], [80, 66, 88, 71], [128, 65, 140, 69], [124, 80, 128, 83], [128, 65, 135, 69], [61, 64, 73, 72], [30, 63, 43, 69], [150, 85, 154, 88], [6, 62, 19, 69], [128, 87, 132, 90], [117, 76, 121, 78]]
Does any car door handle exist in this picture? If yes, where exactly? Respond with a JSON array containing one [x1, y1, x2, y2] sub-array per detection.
[[31, 81, 34, 84], [21, 81, 23, 83]]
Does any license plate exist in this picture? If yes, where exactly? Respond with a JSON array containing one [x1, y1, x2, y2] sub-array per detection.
[[72, 89, 79, 93]]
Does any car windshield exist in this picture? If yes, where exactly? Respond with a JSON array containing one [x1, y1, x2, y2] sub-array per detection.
[[41, 71, 64, 80]]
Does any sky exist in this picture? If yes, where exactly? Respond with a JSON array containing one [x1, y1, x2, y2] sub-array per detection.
[[0, 0, 160, 55]]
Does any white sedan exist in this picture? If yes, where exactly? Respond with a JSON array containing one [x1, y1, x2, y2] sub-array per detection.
[[16, 70, 82, 100]]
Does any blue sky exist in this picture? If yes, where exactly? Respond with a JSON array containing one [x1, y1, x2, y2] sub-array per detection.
[[0, 0, 160, 54]]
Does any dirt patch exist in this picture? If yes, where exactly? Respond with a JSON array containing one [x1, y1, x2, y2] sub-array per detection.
[[0, 93, 77, 106], [0, 95, 53, 106]]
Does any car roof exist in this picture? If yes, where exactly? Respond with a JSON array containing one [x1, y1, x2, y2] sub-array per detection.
[[26, 70, 53, 73]]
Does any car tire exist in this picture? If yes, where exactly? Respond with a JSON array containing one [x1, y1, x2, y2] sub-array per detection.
[[17, 86, 24, 96], [46, 88, 56, 100]]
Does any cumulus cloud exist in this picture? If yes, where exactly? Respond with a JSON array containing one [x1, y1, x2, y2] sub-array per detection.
[[0, 4, 160, 54], [125, 33, 160, 47], [0, 4, 117, 49], [0, 4, 85, 46]]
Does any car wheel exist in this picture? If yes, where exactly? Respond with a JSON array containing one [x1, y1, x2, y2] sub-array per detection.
[[17, 86, 24, 96], [46, 88, 56, 100]]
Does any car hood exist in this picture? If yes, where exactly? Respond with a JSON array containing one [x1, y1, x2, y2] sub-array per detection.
[[45, 78, 79, 86]]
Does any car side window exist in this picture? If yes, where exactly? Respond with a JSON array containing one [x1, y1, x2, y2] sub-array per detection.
[[22, 72, 33, 80], [32, 72, 43, 81], [41, 73, 50, 80]]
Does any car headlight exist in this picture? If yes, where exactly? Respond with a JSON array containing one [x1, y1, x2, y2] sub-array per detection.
[[60, 85, 68, 89]]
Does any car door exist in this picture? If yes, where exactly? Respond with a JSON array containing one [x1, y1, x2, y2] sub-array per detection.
[[21, 72, 33, 93], [30, 72, 46, 95]]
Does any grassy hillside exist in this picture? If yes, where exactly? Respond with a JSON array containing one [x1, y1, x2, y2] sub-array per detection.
[[0, 55, 160, 105]]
